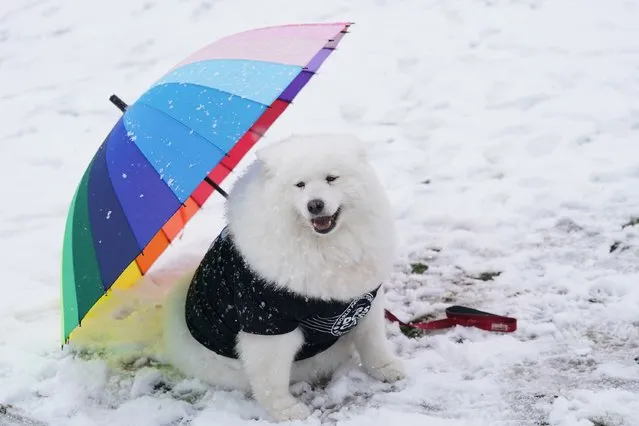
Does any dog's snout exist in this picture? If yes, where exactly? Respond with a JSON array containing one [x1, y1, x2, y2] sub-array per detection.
[[307, 199, 325, 215]]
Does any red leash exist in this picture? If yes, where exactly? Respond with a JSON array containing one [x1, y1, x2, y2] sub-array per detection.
[[384, 305, 517, 333]]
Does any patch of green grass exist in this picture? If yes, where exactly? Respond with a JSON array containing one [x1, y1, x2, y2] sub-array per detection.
[[400, 325, 425, 339], [610, 241, 630, 253], [399, 312, 437, 338], [410, 262, 429, 274], [0, 404, 48, 426], [622, 216, 639, 229], [588, 419, 612, 426], [152, 380, 173, 393], [472, 271, 502, 281], [411, 313, 437, 323], [169, 382, 209, 404], [74, 346, 108, 361]]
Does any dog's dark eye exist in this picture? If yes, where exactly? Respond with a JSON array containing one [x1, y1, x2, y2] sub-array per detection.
[[326, 175, 339, 183], [295, 181, 305, 188]]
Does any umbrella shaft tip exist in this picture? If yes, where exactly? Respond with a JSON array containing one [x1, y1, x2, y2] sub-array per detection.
[[110, 94, 128, 113]]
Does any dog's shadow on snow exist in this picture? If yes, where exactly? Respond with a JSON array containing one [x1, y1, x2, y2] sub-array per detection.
[[97, 352, 414, 424]]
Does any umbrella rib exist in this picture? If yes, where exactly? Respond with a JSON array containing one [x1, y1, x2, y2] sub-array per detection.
[[148, 80, 275, 110], [132, 100, 272, 197], [151, 65, 301, 107], [204, 176, 228, 198], [135, 100, 237, 160], [104, 129, 185, 259], [87, 154, 143, 294], [131, 100, 267, 203]]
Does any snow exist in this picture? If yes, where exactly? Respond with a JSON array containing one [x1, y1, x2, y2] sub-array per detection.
[[1, 0, 639, 425]]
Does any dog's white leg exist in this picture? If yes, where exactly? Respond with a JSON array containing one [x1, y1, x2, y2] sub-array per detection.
[[351, 291, 406, 382], [236, 329, 311, 422]]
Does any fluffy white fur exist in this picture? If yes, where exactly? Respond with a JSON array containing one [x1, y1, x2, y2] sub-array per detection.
[[163, 133, 405, 422]]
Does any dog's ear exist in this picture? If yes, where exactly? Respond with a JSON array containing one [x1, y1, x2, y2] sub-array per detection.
[[341, 134, 368, 161]]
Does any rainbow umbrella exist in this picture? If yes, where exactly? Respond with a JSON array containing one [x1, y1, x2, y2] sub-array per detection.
[[61, 22, 352, 344]]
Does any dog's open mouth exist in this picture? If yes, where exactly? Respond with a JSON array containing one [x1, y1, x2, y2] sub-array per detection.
[[311, 208, 341, 234]]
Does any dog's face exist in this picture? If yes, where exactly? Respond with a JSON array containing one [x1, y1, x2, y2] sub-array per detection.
[[255, 134, 374, 236], [291, 171, 344, 235]]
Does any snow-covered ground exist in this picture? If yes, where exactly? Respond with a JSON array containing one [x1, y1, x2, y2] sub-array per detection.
[[1, 0, 639, 425]]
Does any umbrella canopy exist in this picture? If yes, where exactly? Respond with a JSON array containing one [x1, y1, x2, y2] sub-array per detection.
[[61, 22, 352, 344]]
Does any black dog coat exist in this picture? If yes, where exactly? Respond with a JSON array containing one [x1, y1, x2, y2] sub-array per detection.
[[185, 226, 380, 361]]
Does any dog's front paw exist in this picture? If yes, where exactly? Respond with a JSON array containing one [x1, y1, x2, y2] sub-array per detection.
[[267, 397, 311, 422], [365, 358, 406, 383]]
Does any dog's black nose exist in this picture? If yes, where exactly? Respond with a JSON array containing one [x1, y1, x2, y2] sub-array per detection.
[[307, 199, 325, 215]]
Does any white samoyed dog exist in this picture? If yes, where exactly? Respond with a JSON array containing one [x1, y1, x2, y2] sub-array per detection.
[[163, 133, 405, 422]]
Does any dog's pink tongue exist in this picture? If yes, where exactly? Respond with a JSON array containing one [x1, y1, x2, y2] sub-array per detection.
[[312, 216, 331, 230]]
